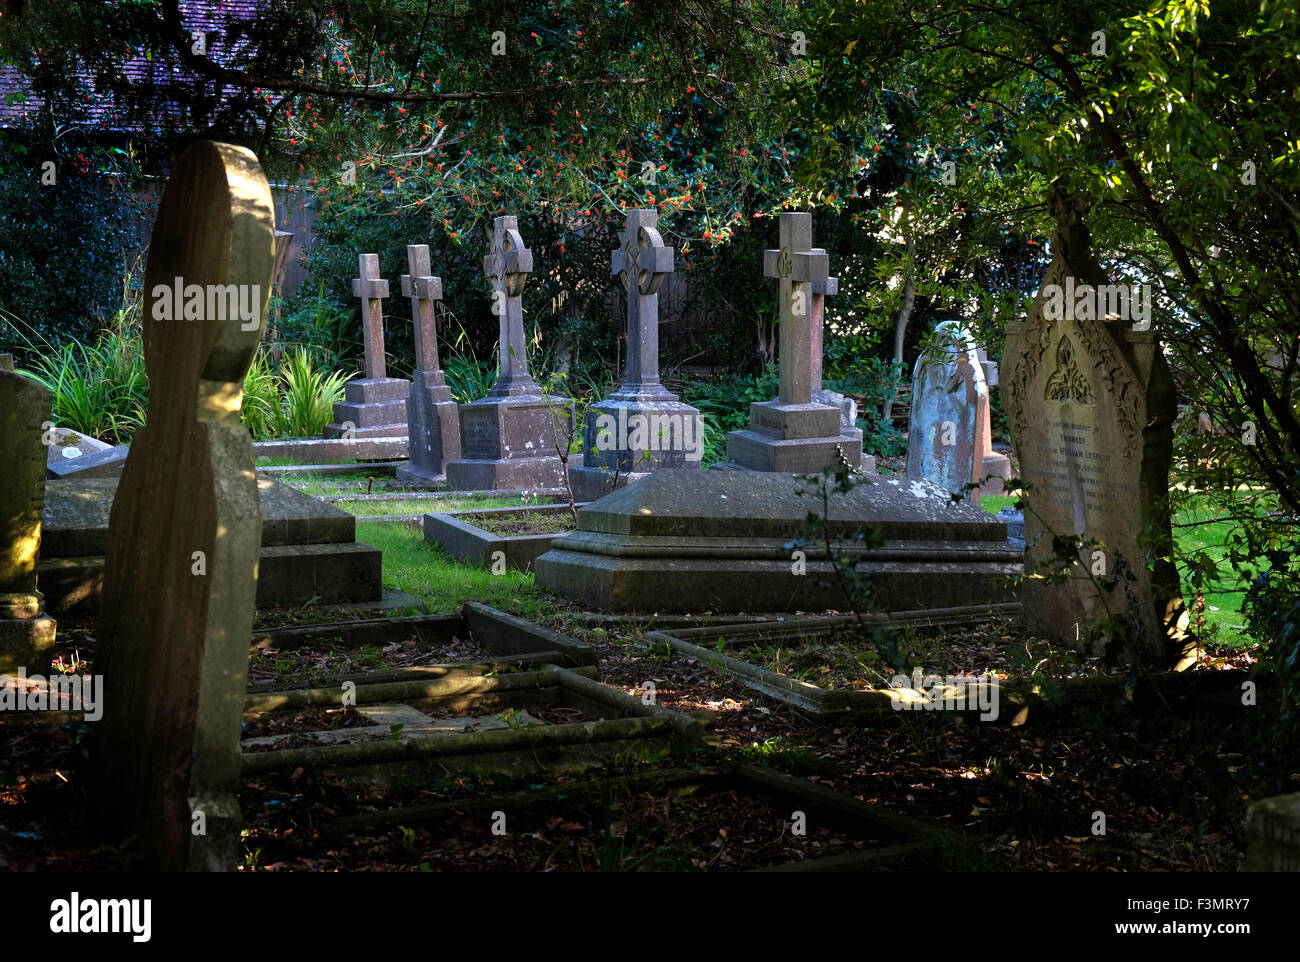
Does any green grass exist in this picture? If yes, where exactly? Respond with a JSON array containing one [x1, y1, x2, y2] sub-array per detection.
[[341, 496, 523, 517], [356, 521, 555, 617]]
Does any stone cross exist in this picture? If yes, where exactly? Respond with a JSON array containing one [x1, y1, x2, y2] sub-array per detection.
[[352, 253, 390, 380], [400, 244, 444, 376], [483, 215, 538, 395], [90, 140, 274, 872], [763, 212, 829, 405], [611, 208, 675, 398], [809, 275, 838, 394]]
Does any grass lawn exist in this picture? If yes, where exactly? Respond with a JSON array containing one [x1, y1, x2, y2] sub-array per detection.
[[339, 495, 525, 517], [356, 520, 555, 619]]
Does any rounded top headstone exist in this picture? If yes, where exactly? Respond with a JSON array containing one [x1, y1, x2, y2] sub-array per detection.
[[142, 141, 274, 421]]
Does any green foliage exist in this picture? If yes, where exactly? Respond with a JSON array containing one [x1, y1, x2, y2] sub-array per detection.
[[16, 316, 147, 444], [276, 284, 356, 373], [678, 367, 780, 466], [0, 121, 144, 348], [275, 347, 351, 438], [241, 349, 280, 441]]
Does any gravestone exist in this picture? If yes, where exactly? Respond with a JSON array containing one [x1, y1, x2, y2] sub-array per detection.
[[569, 209, 703, 501], [395, 244, 461, 485], [89, 140, 274, 872], [906, 321, 1011, 504], [536, 469, 1020, 612], [444, 216, 571, 490], [0, 353, 57, 673], [726, 212, 865, 472], [1003, 185, 1185, 665], [323, 253, 410, 440], [1246, 793, 1300, 871]]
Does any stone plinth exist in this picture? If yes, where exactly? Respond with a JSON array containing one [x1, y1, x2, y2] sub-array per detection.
[[324, 376, 410, 440], [535, 469, 1020, 613], [569, 397, 704, 502], [445, 394, 572, 490]]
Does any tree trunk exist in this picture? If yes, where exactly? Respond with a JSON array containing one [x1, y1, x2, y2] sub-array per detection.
[[881, 192, 916, 424]]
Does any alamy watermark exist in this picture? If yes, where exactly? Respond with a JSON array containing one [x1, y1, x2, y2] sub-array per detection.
[[888, 668, 999, 720], [151, 277, 262, 331], [592, 409, 702, 461], [0, 667, 103, 721], [1040, 277, 1152, 331]]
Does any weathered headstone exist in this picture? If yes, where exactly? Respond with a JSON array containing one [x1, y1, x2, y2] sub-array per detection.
[[89, 140, 274, 871], [569, 209, 703, 500], [1003, 185, 1185, 665], [323, 253, 410, 440], [395, 244, 461, 485], [444, 216, 571, 490], [1246, 793, 1300, 871], [0, 353, 57, 673], [726, 212, 865, 472], [906, 321, 1011, 504]]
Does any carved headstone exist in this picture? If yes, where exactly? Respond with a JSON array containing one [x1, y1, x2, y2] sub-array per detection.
[[444, 215, 571, 490], [726, 212, 865, 472], [0, 353, 57, 673], [396, 244, 462, 484], [906, 322, 1011, 504], [89, 141, 274, 871], [323, 253, 410, 440], [1003, 186, 1185, 665], [569, 209, 703, 500]]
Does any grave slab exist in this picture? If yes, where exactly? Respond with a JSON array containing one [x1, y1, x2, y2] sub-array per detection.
[[40, 476, 382, 611], [535, 469, 1020, 613]]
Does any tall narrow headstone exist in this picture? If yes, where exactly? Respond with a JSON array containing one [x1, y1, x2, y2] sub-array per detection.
[[569, 209, 703, 500], [906, 322, 1011, 504], [1003, 185, 1186, 665], [443, 216, 571, 490], [89, 141, 274, 871], [323, 253, 410, 440], [0, 353, 57, 673], [726, 212, 865, 472], [396, 245, 462, 484]]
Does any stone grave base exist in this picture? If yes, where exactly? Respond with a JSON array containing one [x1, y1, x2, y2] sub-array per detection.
[[568, 396, 705, 502], [40, 478, 383, 613], [727, 399, 866, 472], [45, 429, 129, 480], [535, 469, 1021, 613], [254, 437, 409, 464], [424, 503, 586, 572], [0, 590, 57, 673], [324, 376, 410, 439], [979, 452, 1013, 496], [444, 394, 573, 490]]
